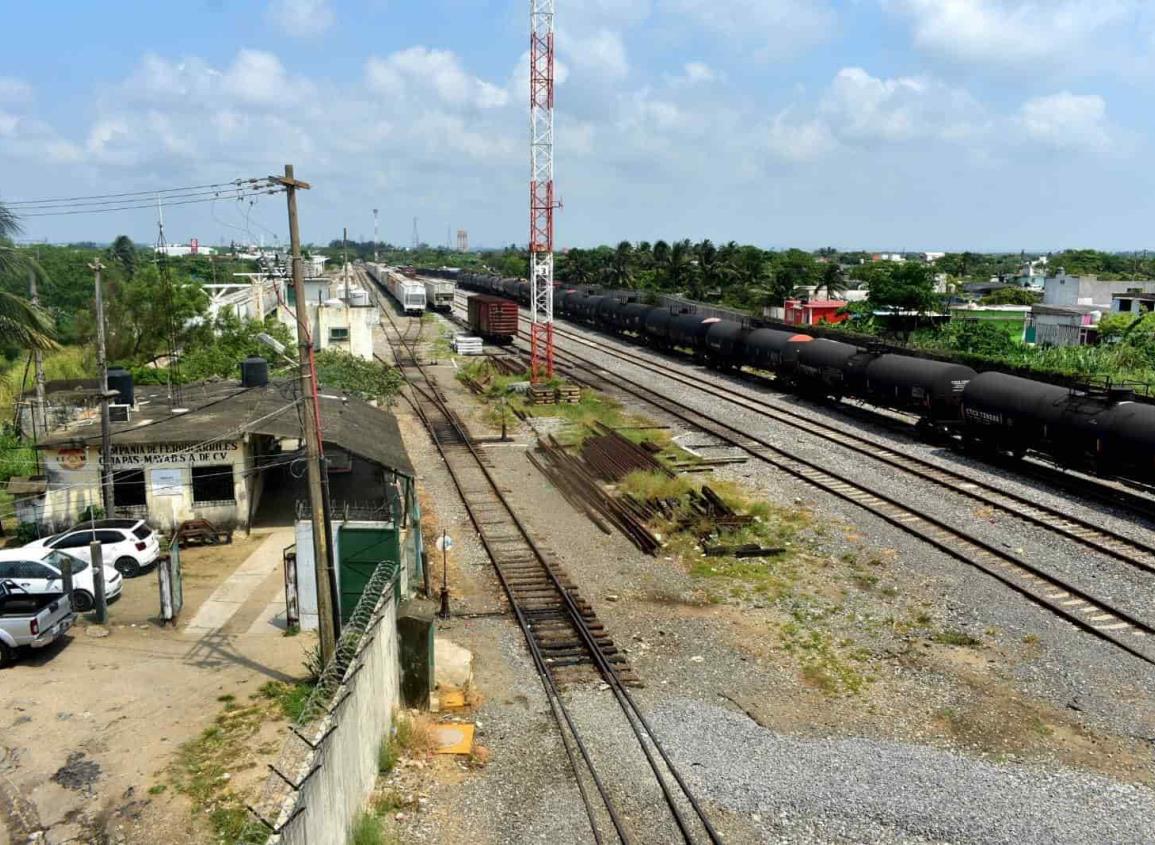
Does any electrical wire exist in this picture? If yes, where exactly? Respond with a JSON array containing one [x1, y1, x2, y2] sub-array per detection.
[[4, 179, 272, 207], [7, 185, 276, 212], [18, 189, 283, 218]]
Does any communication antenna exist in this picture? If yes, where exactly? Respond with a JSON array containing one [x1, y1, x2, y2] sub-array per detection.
[[372, 208, 379, 261], [154, 195, 183, 405], [529, 0, 557, 381], [411, 217, 420, 251]]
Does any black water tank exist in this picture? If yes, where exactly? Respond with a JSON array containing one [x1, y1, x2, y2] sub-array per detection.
[[107, 367, 134, 407], [240, 356, 270, 388]]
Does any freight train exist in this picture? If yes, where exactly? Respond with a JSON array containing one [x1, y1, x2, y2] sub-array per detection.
[[424, 269, 1155, 487], [366, 264, 425, 314]]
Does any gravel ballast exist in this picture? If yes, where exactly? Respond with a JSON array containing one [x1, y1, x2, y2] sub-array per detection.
[[653, 698, 1155, 845]]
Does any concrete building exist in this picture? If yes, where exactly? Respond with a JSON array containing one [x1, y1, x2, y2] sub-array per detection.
[[1027, 304, 1102, 347], [276, 277, 378, 361], [155, 241, 215, 257], [783, 298, 849, 327], [1111, 290, 1155, 315], [28, 374, 414, 536], [1043, 273, 1155, 307]]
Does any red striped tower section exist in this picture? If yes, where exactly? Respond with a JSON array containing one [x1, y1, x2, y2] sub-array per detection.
[[529, 0, 556, 382]]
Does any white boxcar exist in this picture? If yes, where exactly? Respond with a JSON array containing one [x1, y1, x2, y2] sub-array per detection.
[[379, 267, 425, 314], [424, 279, 456, 312]]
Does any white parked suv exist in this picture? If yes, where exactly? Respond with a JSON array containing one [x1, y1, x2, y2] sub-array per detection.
[[0, 548, 122, 613], [25, 518, 160, 578]]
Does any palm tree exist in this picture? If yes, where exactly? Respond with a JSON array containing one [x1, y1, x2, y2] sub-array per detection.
[[815, 262, 847, 300], [607, 240, 635, 289], [0, 202, 60, 351], [669, 239, 697, 295]]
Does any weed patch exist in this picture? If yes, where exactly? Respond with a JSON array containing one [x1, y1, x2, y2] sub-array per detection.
[[932, 629, 982, 648], [257, 680, 315, 722]]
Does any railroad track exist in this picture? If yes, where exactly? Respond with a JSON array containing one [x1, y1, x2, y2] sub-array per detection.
[[536, 320, 1155, 577], [369, 272, 724, 844], [497, 320, 1155, 668]]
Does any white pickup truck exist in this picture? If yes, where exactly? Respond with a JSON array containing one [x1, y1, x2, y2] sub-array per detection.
[[0, 581, 75, 667]]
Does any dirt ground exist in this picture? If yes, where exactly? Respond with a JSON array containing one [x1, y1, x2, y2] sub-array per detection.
[[0, 532, 314, 845]]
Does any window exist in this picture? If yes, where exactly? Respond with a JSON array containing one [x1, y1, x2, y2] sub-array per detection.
[[329, 327, 350, 342], [14, 561, 53, 579], [95, 530, 124, 544], [113, 469, 147, 507], [0, 563, 16, 579], [132, 525, 153, 540], [191, 465, 236, 504], [46, 551, 88, 574], [52, 532, 94, 550]]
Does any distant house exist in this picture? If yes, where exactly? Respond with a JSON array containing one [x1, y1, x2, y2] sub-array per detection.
[[1027, 304, 1101, 347], [1043, 273, 1155, 307], [784, 298, 849, 327], [948, 304, 1031, 342], [1111, 290, 1155, 315], [155, 241, 215, 257]]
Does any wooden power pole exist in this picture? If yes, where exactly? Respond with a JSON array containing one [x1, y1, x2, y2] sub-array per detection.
[[274, 164, 337, 665], [89, 259, 115, 516], [28, 264, 47, 437]]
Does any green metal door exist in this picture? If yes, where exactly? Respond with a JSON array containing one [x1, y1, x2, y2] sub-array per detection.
[[336, 526, 400, 622]]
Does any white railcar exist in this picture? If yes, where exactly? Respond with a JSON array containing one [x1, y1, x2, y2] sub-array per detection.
[[369, 264, 426, 314], [423, 279, 456, 312]]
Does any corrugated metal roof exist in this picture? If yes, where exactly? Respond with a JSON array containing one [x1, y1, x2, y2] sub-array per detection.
[[38, 379, 414, 477]]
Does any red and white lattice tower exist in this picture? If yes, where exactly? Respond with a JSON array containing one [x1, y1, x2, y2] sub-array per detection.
[[529, 0, 556, 381]]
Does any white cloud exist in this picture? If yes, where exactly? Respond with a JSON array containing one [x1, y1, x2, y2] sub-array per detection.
[[563, 29, 630, 80], [765, 111, 837, 162], [820, 67, 987, 143], [886, 0, 1140, 68], [366, 47, 509, 109], [661, 0, 835, 58], [267, 0, 334, 37], [1017, 92, 1115, 153], [677, 62, 717, 84], [0, 77, 33, 104]]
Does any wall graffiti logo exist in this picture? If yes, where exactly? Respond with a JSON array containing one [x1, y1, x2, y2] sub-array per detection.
[[58, 449, 87, 471]]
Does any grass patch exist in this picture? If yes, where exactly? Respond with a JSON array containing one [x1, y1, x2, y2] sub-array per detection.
[[257, 680, 316, 722], [781, 622, 872, 696], [931, 629, 982, 648], [171, 701, 278, 844], [349, 810, 387, 845], [618, 469, 692, 501], [379, 712, 437, 775]]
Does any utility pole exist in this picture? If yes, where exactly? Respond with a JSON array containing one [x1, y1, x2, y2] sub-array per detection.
[[343, 226, 350, 301], [273, 164, 337, 665], [28, 263, 47, 438], [89, 259, 115, 517]]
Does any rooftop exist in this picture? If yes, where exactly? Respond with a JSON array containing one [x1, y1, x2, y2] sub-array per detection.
[[38, 378, 414, 477]]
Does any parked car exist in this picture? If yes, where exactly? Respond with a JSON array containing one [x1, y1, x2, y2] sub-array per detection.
[[0, 548, 122, 613], [25, 518, 160, 577], [0, 581, 75, 667]]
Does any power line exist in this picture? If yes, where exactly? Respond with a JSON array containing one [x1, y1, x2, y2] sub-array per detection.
[[17, 189, 283, 218], [8, 185, 275, 213], [4, 178, 273, 207]]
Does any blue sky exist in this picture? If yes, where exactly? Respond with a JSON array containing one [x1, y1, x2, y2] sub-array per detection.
[[3, 0, 1155, 251]]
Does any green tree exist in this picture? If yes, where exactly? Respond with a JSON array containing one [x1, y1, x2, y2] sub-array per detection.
[[606, 241, 635, 288], [980, 287, 1040, 305], [866, 262, 940, 314], [108, 235, 138, 280], [774, 249, 817, 298], [815, 262, 847, 300], [0, 204, 60, 351], [314, 349, 403, 402]]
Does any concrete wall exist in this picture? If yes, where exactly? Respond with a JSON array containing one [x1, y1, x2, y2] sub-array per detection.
[[36, 437, 251, 531], [267, 581, 401, 845]]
